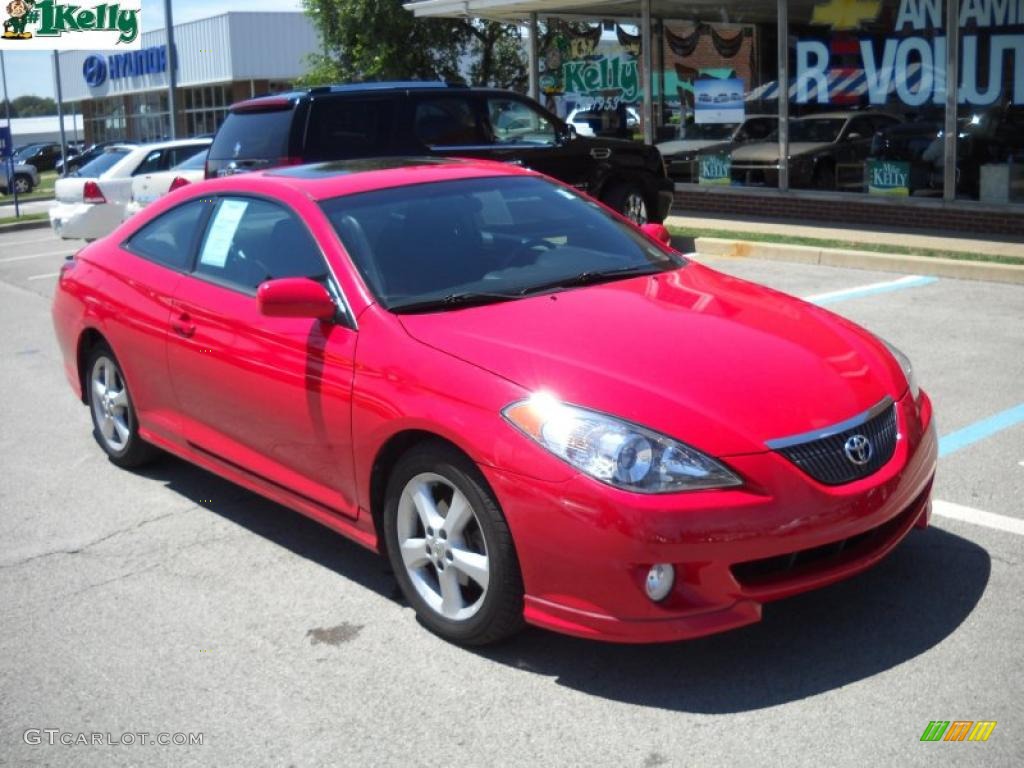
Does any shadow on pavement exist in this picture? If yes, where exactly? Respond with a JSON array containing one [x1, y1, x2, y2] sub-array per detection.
[[134, 456, 400, 602], [137, 455, 988, 714]]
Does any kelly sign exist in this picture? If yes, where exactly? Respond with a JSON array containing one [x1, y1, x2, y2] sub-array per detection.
[[699, 154, 732, 186], [867, 159, 911, 195], [562, 54, 640, 106], [1, 1, 142, 50]]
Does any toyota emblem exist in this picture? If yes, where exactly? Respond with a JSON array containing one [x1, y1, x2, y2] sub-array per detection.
[[844, 434, 873, 466]]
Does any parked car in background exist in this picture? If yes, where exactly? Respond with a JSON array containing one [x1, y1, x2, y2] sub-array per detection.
[[14, 142, 78, 173], [730, 111, 902, 189], [51, 158, 936, 646], [50, 139, 210, 240], [206, 82, 673, 224], [0, 161, 39, 195], [124, 148, 210, 218], [565, 105, 640, 138], [658, 116, 777, 182], [55, 140, 123, 175]]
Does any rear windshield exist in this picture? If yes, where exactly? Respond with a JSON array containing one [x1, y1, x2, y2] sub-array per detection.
[[209, 109, 294, 160], [76, 149, 130, 177]]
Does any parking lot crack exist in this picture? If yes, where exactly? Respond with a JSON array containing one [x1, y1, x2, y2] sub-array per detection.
[[0, 506, 194, 571]]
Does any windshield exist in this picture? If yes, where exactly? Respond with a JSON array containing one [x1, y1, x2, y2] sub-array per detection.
[[174, 149, 208, 170], [76, 149, 131, 177], [787, 118, 846, 143], [320, 176, 682, 312]]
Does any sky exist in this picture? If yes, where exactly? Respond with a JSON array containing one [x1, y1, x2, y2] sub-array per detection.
[[1, 1, 304, 101]]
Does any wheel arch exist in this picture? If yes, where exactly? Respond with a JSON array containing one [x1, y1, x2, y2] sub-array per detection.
[[75, 327, 108, 404], [368, 429, 490, 555]]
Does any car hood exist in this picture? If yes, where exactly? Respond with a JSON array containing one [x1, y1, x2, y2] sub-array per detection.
[[397, 263, 902, 457], [656, 139, 727, 156], [731, 142, 832, 162]]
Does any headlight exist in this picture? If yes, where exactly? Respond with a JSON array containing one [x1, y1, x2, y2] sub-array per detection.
[[502, 394, 742, 493], [882, 340, 919, 399]]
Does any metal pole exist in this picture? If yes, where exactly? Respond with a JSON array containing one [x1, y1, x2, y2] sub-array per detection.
[[943, 0, 959, 202], [0, 50, 18, 218], [164, 0, 179, 139], [53, 52, 69, 177], [640, 0, 653, 144], [776, 0, 789, 192], [655, 18, 665, 134], [527, 13, 540, 102]]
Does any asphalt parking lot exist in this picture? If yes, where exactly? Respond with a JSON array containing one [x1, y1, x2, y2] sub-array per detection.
[[1, 227, 1021, 767]]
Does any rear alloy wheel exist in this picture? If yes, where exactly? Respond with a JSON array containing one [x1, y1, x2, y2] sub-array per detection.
[[603, 182, 649, 225], [86, 344, 159, 468], [12, 174, 33, 195], [384, 442, 524, 645]]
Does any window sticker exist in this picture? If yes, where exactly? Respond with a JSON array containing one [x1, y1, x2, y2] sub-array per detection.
[[199, 199, 249, 268]]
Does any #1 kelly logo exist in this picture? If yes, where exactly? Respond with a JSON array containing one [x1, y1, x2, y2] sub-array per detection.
[[1, 1, 141, 50]]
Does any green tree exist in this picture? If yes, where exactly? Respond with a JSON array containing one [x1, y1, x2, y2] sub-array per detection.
[[11, 95, 57, 116], [299, 1, 526, 90]]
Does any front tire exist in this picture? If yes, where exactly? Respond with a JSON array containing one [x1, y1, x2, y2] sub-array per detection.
[[86, 343, 159, 468], [603, 181, 650, 225], [383, 441, 524, 646], [12, 174, 33, 195]]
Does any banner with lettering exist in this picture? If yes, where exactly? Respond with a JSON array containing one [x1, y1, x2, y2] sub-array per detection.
[[1, 1, 141, 50]]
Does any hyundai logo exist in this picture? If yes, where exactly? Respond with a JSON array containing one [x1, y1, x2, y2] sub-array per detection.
[[843, 434, 873, 466], [83, 55, 108, 88]]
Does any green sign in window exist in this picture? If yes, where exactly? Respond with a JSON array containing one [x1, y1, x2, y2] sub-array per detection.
[[867, 160, 911, 196], [699, 154, 731, 186]]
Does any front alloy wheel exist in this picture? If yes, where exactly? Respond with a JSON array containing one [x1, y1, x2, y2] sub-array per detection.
[[622, 191, 648, 224], [384, 442, 524, 645], [12, 175, 32, 194]]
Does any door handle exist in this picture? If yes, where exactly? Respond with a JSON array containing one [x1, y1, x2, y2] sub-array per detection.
[[171, 311, 196, 338]]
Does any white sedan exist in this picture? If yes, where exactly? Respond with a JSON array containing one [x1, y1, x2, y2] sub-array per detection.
[[123, 147, 209, 219], [50, 138, 211, 240]]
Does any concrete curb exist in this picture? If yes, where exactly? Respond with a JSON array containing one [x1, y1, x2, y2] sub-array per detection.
[[0, 196, 55, 208], [693, 237, 1024, 286], [0, 219, 51, 235]]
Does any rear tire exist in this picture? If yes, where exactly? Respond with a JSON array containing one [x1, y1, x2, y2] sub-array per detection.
[[383, 441, 524, 646], [12, 174, 33, 195], [86, 343, 160, 468], [602, 182, 650, 225]]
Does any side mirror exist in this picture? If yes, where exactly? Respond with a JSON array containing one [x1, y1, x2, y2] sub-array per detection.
[[559, 123, 578, 143], [846, 131, 864, 142], [640, 223, 673, 246], [257, 278, 336, 321]]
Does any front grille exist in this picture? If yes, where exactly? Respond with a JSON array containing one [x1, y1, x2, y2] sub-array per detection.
[[731, 484, 929, 588], [773, 401, 898, 485]]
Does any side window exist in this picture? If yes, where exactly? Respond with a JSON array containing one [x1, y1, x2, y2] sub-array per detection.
[[194, 197, 328, 293], [126, 199, 209, 270], [134, 149, 165, 175], [307, 98, 395, 160], [486, 97, 557, 145], [413, 98, 486, 147]]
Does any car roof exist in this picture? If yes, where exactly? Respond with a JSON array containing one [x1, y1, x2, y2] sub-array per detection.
[[229, 82, 539, 112], [203, 157, 534, 201]]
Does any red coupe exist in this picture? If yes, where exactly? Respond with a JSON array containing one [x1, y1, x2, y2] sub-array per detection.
[[52, 158, 937, 645]]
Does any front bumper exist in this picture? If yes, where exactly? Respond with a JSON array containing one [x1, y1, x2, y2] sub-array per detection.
[[484, 389, 937, 643]]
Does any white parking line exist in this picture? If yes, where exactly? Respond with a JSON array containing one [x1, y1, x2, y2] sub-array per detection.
[[26, 272, 59, 281], [0, 236, 60, 247], [0, 249, 73, 264], [933, 500, 1024, 536], [803, 275, 938, 305]]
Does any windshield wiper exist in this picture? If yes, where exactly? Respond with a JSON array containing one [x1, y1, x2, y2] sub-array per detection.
[[389, 290, 521, 314], [518, 264, 665, 296]]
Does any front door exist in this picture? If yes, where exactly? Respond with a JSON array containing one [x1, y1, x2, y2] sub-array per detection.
[[166, 195, 359, 517]]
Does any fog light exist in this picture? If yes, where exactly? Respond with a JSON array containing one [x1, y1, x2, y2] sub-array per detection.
[[645, 563, 675, 602]]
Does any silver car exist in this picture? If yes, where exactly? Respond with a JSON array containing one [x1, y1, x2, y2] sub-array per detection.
[[0, 162, 39, 195]]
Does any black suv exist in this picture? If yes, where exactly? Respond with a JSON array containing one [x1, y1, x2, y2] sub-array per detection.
[[206, 82, 673, 224]]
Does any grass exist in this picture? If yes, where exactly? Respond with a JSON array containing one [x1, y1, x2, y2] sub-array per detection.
[[668, 225, 1024, 267], [0, 212, 48, 227]]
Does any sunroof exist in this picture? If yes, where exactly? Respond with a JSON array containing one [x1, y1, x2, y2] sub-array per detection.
[[268, 157, 458, 178]]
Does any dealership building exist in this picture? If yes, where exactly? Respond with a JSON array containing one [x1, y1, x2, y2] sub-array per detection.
[[409, 0, 1024, 236], [56, 11, 318, 144]]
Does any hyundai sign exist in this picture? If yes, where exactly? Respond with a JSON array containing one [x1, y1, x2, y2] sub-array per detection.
[[82, 45, 170, 88]]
